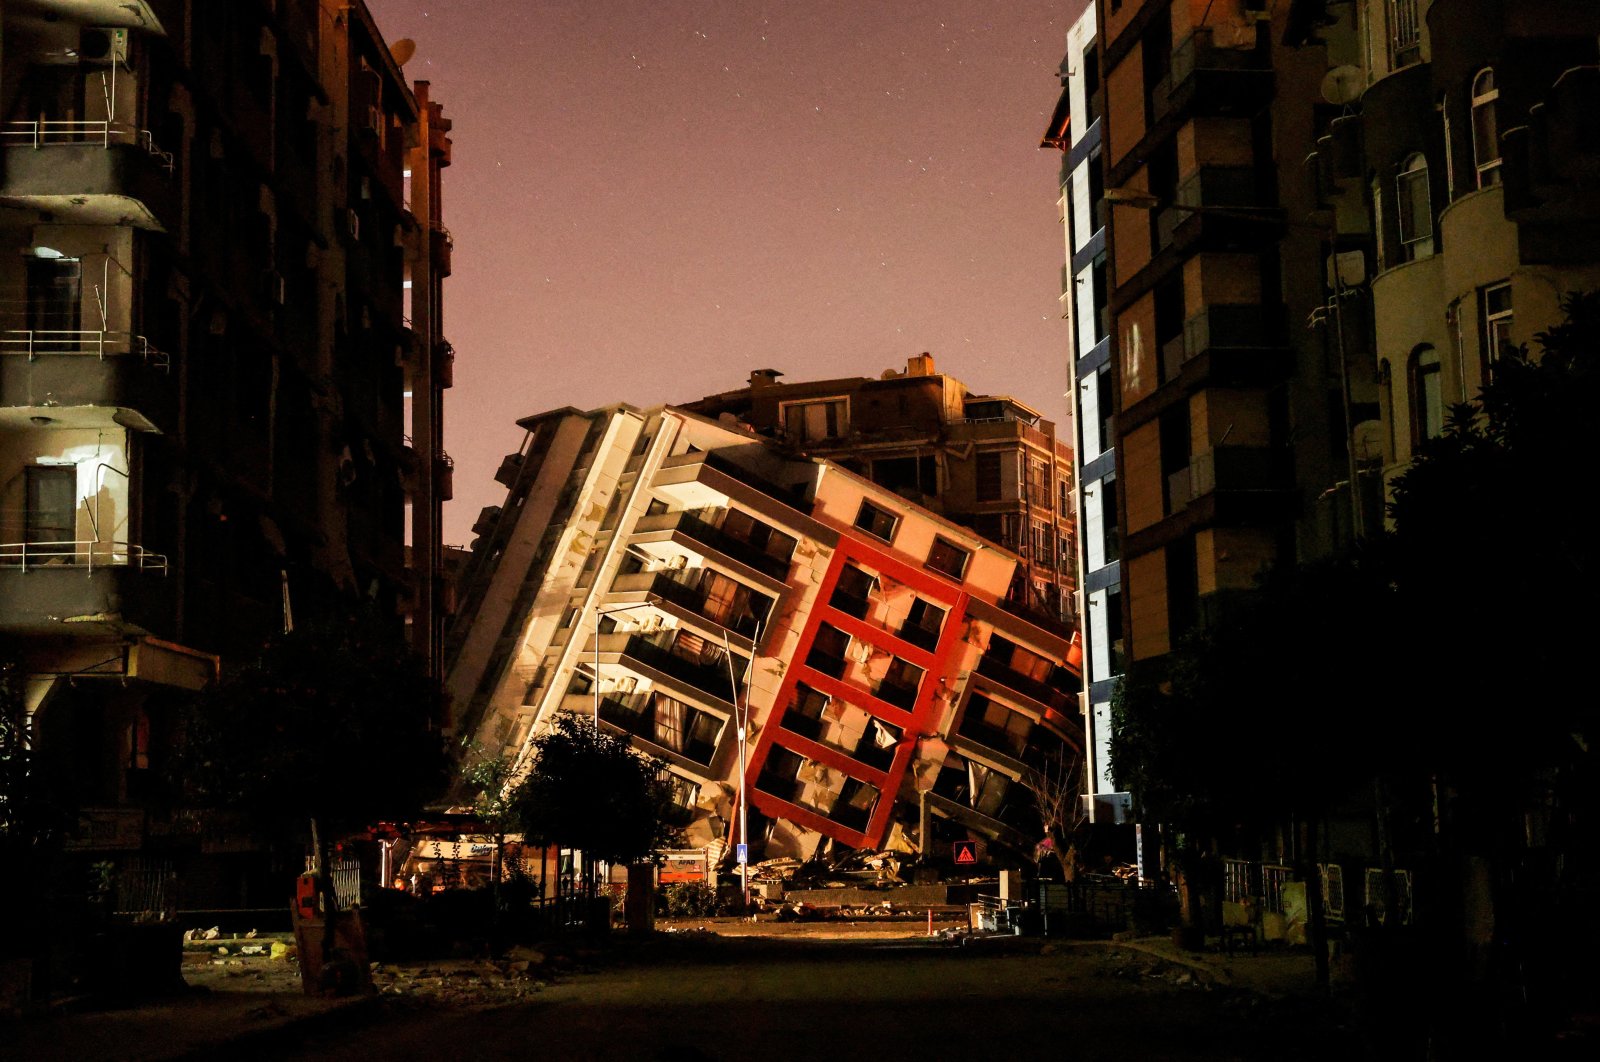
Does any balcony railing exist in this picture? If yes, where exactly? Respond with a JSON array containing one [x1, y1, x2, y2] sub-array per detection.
[[1, 330, 168, 367], [676, 512, 793, 580], [974, 655, 1074, 713], [957, 716, 1030, 761], [2, 120, 175, 172], [621, 634, 736, 703], [0, 540, 168, 573], [648, 573, 763, 638]]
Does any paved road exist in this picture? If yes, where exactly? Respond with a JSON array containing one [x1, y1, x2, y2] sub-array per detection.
[[248, 937, 1351, 1062]]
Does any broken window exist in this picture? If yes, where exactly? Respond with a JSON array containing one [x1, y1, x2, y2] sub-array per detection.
[[830, 564, 877, 618]]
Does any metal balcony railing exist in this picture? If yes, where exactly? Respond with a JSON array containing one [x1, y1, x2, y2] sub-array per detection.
[[0, 539, 168, 573], [0, 330, 168, 368], [2, 120, 174, 173], [675, 512, 793, 580], [620, 634, 736, 703]]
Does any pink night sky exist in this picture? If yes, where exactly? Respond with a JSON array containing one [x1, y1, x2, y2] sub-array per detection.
[[371, 0, 1089, 544]]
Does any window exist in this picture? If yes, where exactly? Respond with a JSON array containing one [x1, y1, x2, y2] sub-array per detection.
[[805, 623, 851, 677], [1481, 282, 1514, 370], [1031, 520, 1052, 567], [25, 256, 82, 334], [25, 466, 76, 543], [877, 657, 924, 708], [1372, 177, 1387, 270], [975, 451, 1003, 502], [784, 683, 830, 738], [853, 500, 898, 542], [1389, 0, 1421, 69], [899, 598, 946, 650], [1410, 345, 1443, 445], [1026, 457, 1050, 501], [1470, 68, 1501, 188], [1101, 477, 1120, 563], [830, 563, 877, 618], [1058, 478, 1071, 513], [781, 398, 849, 443], [925, 537, 970, 580], [1396, 153, 1433, 260]]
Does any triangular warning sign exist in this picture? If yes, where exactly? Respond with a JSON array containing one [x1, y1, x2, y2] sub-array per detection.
[[953, 840, 978, 865]]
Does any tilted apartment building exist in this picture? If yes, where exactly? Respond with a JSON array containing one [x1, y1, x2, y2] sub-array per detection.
[[680, 353, 1078, 631], [446, 406, 1083, 863], [0, 0, 450, 900]]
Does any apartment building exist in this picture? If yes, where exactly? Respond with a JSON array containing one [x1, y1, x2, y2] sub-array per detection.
[[0, 1, 449, 892], [1089, 0, 1372, 669], [680, 353, 1078, 629], [446, 405, 1082, 863], [1300, 0, 1600, 499]]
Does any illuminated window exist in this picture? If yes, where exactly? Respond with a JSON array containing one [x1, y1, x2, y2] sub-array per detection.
[[1470, 68, 1501, 188]]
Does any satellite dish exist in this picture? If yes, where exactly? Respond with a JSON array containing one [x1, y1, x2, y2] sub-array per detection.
[[1320, 65, 1363, 105], [390, 38, 417, 66], [1352, 420, 1385, 463]]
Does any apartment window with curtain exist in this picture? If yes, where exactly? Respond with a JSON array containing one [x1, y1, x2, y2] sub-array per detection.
[[1396, 153, 1434, 261], [1411, 346, 1443, 445], [1470, 68, 1501, 188]]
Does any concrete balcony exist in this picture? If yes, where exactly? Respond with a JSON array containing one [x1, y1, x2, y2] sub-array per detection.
[[1151, 26, 1274, 126], [0, 335, 172, 433], [0, 543, 171, 635], [0, 123, 176, 230]]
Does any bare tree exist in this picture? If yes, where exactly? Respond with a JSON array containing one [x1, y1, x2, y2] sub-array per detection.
[[1030, 746, 1088, 882]]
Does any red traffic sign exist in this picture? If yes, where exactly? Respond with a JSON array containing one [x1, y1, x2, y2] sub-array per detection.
[[952, 840, 978, 866]]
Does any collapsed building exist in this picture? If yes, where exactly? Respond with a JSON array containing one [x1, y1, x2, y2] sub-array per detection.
[[444, 405, 1083, 865]]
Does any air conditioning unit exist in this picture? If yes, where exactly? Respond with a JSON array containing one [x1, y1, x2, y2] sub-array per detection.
[[80, 27, 130, 64]]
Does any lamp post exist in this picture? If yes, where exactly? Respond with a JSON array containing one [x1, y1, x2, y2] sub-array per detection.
[[720, 624, 761, 914], [1102, 187, 1366, 539]]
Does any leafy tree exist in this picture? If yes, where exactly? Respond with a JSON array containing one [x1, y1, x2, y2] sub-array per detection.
[[1389, 290, 1599, 776], [173, 610, 448, 851], [0, 648, 72, 858], [508, 714, 682, 896]]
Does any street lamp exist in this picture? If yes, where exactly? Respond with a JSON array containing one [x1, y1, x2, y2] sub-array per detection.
[[1103, 186, 1366, 539], [720, 625, 761, 914]]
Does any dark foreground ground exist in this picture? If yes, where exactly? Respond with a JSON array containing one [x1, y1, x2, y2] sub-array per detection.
[[226, 932, 1351, 1062]]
